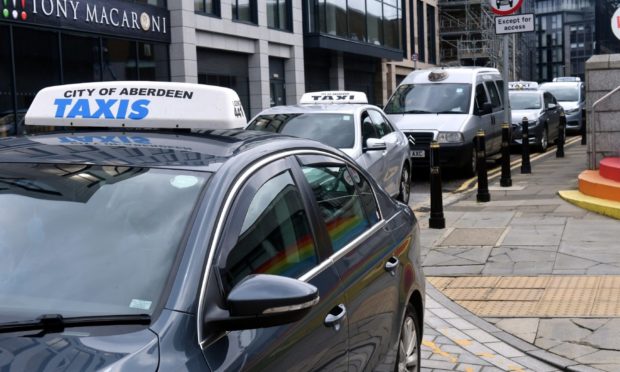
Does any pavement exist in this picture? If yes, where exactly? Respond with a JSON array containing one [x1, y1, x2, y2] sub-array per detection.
[[412, 138, 620, 371]]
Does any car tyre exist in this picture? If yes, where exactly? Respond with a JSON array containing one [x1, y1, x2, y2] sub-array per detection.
[[397, 163, 411, 204], [538, 126, 548, 153], [396, 304, 421, 372], [463, 145, 477, 178]]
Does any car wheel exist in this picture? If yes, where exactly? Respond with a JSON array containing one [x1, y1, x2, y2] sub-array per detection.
[[538, 126, 548, 153], [396, 304, 421, 372], [397, 163, 411, 204], [464, 145, 477, 177]]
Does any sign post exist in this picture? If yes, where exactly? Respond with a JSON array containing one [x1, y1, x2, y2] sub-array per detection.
[[489, 0, 528, 138]]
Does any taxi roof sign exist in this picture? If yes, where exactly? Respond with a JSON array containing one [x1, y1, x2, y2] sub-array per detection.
[[508, 81, 539, 90], [299, 91, 368, 105], [25, 82, 247, 130]]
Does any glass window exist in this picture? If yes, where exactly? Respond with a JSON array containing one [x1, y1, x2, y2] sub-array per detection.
[[13, 27, 60, 112], [137, 42, 169, 81], [427, 5, 436, 64], [325, 0, 348, 37], [348, 0, 366, 41], [509, 92, 542, 110], [61, 34, 101, 84], [301, 165, 378, 252], [0, 164, 208, 318], [268, 0, 291, 30], [417, 1, 425, 61], [222, 171, 317, 287], [384, 83, 472, 114], [233, 0, 257, 24], [102, 38, 138, 81], [247, 113, 356, 148], [196, 0, 220, 15], [368, 110, 393, 137], [484, 81, 501, 108], [367, 0, 383, 45], [362, 111, 379, 143], [383, 4, 399, 48]]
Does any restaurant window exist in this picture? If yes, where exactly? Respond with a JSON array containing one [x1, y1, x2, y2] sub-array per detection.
[[268, 0, 291, 31], [232, 0, 258, 24], [367, 0, 383, 45], [138, 42, 170, 81], [102, 38, 139, 81], [417, 1, 425, 61], [195, 0, 220, 16], [324, 0, 349, 37], [13, 27, 61, 112], [348, 0, 366, 41], [62, 33, 101, 84], [427, 5, 436, 64]]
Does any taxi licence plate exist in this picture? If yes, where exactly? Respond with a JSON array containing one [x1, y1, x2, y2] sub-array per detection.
[[411, 150, 425, 158]]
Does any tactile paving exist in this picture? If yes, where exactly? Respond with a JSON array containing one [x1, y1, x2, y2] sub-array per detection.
[[486, 288, 544, 301], [447, 276, 501, 288], [457, 301, 538, 317], [443, 288, 491, 301], [496, 276, 550, 289], [427, 277, 454, 290], [547, 276, 600, 288], [599, 276, 620, 289]]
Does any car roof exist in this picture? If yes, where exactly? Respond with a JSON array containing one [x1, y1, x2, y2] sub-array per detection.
[[253, 103, 375, 116], [0, 129, 337, 172], [401, 67, 500, 85], [540, 81, 582, 88]]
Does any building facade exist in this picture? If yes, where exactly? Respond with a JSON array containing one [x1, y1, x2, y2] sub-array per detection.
[[0, 0, 170, 135]]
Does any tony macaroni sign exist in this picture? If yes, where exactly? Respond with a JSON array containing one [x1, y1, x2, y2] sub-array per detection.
[[0, 0, 170, 43]]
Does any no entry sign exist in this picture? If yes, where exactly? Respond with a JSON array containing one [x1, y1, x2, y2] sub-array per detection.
[[612, 7, 620, 40], [489, 0, 524, 16]]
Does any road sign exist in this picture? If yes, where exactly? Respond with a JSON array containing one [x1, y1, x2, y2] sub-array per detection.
[[411, 53, 418, 62], [612, 8, 620, 40], [495, 13, 534, 34], [489, 0, 524, 16]]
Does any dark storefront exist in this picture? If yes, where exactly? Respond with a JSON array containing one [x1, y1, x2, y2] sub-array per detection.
[[0, 0, 170, 136]]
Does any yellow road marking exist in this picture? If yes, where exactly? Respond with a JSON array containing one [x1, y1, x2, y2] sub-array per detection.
[[454, 338, 472, 347], [464, 367, 475, 372], [421, 340, 458, 363], [508, 365, 526, 372], [476, 352, 495, 359]]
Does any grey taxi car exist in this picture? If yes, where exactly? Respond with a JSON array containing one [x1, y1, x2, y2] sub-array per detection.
[[0, 82, 425, 371], [509, 86, 563, 152], [247, 91, 412, 204], [539, 78, 585, 133]]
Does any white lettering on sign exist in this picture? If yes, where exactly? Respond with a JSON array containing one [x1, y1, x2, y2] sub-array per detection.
[[495, 13, 535, 35]]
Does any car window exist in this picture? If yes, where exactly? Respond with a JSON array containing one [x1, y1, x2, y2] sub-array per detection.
[[368, 110, 393, 137], [485, 81, 501, 109], [361, 111, 379, 142], [474, 83, 489, 112], [301, 164, 379, 253], [222, 170, 318, 288], [544, 92, 553, 108]]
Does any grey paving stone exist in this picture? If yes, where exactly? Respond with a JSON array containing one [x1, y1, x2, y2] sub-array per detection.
[[562, 220, 620, 243], [571, 319, 609, 332], [453, 211, 515, 228], [493, 318, 539, 344], [590, 364, 620, 372], [423, 246, 492, 267], [558, 241, 620, 266], [512, 356, 562, 372], [529, 349, 575, 368], [501, 224, 564, 246], [456, 363, 483, 372], [421, 359, 458, 369], [429, 308, 459, 320], [461, 329, 500, 343], [549, 342, 599, 360], [483, 341, 525, 358], [537, 319, 592, 342], [491, 331, 540, 352], [500, 247, 558, 262], [444, 317, 478, 331], [511, 215, 567, 226], [576, 350, 620, 364], [586, 264, 620, 275], [535, 337, 564, 350], [481, 261, 515, 275], [567, 365, 607, 372], [553, 253, 599, 270], [513, 260, 555, 275], [439, 228, 506, 246], [423, 265, 485, 276], [583, 319, 620, 350]]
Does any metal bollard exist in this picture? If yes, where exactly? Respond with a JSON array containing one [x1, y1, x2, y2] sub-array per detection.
[[429, 141, 445, 229], [475, 130, 490, 203], [581, 111, 587, 145], [556, 112, 566, 158], [500, 123, 512, 187], [520, 117, 532, 174]]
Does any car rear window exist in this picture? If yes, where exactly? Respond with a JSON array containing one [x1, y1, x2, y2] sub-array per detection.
[[248, 113, 355, 148]]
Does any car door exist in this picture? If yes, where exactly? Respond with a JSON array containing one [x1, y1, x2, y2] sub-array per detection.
[[484, 80, 503, 154], [202, 158, 349, 372], [357, 110, 387, 190], [544, 92, 561, 140], [473, 82, 494, 151], [295, 155, 401, 371], [367, 109, 402, 197]]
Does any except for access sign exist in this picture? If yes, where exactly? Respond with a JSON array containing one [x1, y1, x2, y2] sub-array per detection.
[[489, 0, 524, 16], [495, 13, 534, 35]]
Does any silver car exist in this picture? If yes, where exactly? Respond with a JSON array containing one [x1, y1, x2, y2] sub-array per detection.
[[539, 79, 585, 133], [246, 91, 412, 203], [509, 89, 563, 152]]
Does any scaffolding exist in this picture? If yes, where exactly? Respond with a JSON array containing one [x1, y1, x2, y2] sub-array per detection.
[[439, 0, 517, 77]]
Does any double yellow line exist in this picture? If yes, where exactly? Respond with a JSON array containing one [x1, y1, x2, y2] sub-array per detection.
[[453, 136, 582, 194]]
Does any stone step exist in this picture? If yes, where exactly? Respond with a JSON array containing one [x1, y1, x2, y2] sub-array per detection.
[[579, 170, 620, 202], [559, 190, 620, 220], [600, 157, 620, 182]]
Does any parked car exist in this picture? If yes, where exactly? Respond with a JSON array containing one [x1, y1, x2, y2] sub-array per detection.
[[539, 78, 585, 133], [384, 67, 506, 176], [0, 82, 425, 372], [509, 87, 563, 152], [247, 91, 412, 203]]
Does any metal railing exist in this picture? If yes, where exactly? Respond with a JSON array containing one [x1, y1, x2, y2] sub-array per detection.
[[590, 85, 620, 169]]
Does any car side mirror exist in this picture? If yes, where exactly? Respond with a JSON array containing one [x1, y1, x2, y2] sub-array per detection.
[[364, 138, 387, 152], [206, 274, 319, 332], [478, 102, 493, 116]]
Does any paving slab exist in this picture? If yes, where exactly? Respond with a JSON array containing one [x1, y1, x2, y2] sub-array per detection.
[[439, 228, 506, 246]]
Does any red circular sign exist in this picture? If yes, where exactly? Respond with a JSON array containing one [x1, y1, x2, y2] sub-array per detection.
[[489, 0, 524, 16]]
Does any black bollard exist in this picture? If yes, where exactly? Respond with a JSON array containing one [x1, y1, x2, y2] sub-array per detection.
[[476, 130, 490, 203], [429, 141, 445, 229], [556, 112, 565, 158], [500, 123, 512, 187], [521, 117, 532, 174], [581, 110, 587, 145]]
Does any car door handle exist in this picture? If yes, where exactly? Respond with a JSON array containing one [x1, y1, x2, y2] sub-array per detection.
[[384, 256, 400, 275], [324, 304, 346, 331]]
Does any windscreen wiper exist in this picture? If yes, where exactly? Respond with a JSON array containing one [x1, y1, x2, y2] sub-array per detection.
[[0, 314, 151, 334], [402, 110, 431, 114]]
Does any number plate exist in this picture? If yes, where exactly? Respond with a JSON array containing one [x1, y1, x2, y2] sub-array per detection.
[[411, 150, 425, 158]]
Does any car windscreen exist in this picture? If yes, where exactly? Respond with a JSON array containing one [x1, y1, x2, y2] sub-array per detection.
[[384, 83, 472, 114], [0, 164, 209, 320], [541, 86, 579, 101], [247, 113, 355, 148], [509, 92, 542, 110]]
